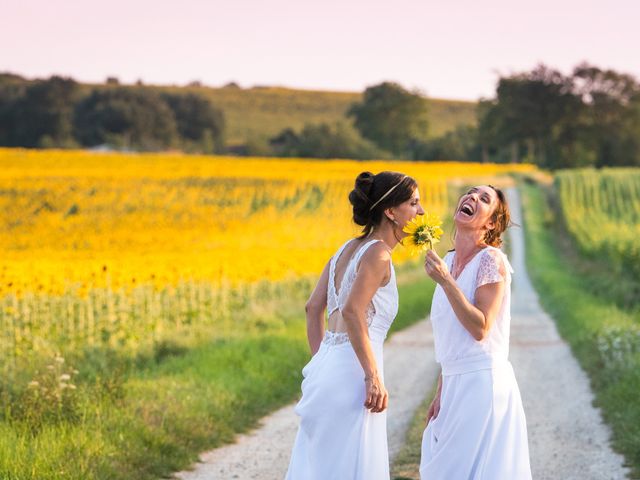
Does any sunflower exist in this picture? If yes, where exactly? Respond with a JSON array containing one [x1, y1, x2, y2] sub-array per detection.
[[401, 213, 444, 255]]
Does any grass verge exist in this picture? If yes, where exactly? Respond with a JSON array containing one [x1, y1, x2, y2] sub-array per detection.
[[390, 383, 438, 480], [0, 264, 435, 480], [520, 181, 640, 478]]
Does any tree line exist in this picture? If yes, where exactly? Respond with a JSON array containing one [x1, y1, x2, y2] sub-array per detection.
[[478, 63, 640, 168], [0, 74, 225, 152], [269, 63, 640, 168], [2, 63, 640, 168]]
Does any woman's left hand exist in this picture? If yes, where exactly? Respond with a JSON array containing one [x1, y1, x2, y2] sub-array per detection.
[[424, 249, 450, 285]]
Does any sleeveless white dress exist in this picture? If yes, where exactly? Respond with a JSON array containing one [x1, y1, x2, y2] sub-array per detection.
[[420, 246, 532, 480], [285, 238, 399, 480]]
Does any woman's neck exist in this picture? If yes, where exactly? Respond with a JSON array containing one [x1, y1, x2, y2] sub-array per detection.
[[368, 223, 400, 250], [454, 230, 487, 258]]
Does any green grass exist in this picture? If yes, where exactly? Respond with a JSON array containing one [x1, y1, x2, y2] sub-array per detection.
[[0, 264, 435, 480], [520, 181, 640, 478], [0, 331, 309, 479], [153, 84, 477, 145], [390, 383, 438, 480]]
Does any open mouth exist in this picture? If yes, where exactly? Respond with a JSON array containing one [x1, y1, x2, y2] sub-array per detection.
[[460, 202, 474, 216]]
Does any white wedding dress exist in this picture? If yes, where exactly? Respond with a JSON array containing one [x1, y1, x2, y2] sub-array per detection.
[[285, 238, 399, 480], [420, 246, 532, 479]]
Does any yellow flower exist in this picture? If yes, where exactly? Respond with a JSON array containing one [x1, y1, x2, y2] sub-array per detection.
[[401, 213, 444, 255]]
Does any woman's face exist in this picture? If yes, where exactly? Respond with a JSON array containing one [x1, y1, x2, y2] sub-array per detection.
[[454, 185, 498, 232], [390, 187, 425, 235]]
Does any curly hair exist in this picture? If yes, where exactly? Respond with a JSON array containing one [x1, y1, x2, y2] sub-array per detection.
[[483, 185, 511, 247]]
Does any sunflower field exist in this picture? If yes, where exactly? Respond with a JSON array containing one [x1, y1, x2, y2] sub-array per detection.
[[0, 148, 535, 378]]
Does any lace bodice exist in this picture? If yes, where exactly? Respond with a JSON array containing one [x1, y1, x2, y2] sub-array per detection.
[[430, 246, 514, 363], [323, 238, 399, 345]]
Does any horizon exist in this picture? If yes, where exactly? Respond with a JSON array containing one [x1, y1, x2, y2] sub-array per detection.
[[0, 70, 483, 103], [2, 0, 639, 102]]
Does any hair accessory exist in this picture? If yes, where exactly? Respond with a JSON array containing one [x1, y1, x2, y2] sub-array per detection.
[[369, 176, 407, 211]]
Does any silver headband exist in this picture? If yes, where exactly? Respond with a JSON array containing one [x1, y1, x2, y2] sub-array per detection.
[[369, 176, 407, 211]]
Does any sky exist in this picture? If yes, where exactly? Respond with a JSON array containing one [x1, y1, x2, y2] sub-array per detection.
[[2, 0, 639, 101]]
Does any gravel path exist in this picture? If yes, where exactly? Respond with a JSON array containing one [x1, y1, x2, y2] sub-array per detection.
[[506, 187, 629, 480], [173, 318, 439, 480], [174, 187, 630, 480]]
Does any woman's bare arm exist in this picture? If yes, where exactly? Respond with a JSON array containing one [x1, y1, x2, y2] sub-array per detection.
[[342, 243, 391, 412], [305, 260, 330, 354], [425, 249, 505, 341]]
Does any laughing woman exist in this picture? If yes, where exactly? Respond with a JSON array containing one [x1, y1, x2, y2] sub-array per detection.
[[420, 185, 532, 480]]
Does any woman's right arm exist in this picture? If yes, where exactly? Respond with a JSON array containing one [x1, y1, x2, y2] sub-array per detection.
[[305, 260, 331, 355]]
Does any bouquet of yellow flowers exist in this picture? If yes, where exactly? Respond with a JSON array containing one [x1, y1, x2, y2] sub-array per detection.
[[401, 213, 444, 255]]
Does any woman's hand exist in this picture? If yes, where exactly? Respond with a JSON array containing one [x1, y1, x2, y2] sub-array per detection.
[[424, 249, 451, 285], [364, 374, 389, 413], [425, 390, 441, 426], [425, 373, 442, 426]]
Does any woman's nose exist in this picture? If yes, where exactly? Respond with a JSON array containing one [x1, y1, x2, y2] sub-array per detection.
[[418, 205, 425, 215]]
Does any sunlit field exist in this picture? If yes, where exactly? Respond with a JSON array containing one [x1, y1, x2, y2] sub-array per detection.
[[0, 148, 535, 377], [522, 173, 640, 478], [555, 168, 640, 277]]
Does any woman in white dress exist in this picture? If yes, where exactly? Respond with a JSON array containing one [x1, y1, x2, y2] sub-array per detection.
[[420, 184, 532, 480], [285, 171, 425, 480]]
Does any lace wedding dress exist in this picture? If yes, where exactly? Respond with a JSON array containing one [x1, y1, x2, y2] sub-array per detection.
[[420, 246, 532, 479], [285, 238, 399, 480]]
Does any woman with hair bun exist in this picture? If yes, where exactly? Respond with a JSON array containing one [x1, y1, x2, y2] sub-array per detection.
[[285, 171, 425, 480], [420, 185, 532, 479]]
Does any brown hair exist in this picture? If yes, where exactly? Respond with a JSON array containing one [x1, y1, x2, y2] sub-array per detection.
[[484, 185, 511, 247], [349, 171, 417, 239]]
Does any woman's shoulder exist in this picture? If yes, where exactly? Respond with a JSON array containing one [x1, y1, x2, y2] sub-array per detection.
[[360, 239, 393, 264], [331, 237, 357, 260], [477, 246, 514, 277], [481, 245, 504, 259]]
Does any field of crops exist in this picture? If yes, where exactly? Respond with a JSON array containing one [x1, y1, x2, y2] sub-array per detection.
[[555, 168, 640, 277], [0, 148, 535, 379]]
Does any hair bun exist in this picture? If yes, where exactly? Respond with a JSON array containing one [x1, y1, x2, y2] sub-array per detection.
[[349, 171, 375, 226]]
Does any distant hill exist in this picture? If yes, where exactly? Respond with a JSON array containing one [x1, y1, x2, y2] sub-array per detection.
[[154, 84, 478, 146], [2, 73, 478, 149]]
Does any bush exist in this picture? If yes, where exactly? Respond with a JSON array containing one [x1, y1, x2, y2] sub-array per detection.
[[269, 121, 391, 159]]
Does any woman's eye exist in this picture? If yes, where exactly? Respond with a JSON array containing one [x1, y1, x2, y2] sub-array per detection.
[[482, 197, 489, 203]]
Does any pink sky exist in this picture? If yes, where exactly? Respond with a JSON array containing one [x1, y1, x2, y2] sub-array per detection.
[[2, 0, 639, 101]]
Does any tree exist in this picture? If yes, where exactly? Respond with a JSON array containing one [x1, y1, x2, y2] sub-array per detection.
[[572, 63, 640, 167], [476, 63, 640, 168], [478, 65, 586, 168], [0, 75, 28, 145], [74, 88, 178, 150], [269, 122, 390, 159], [411, 125, 481, 162], [6, 76, 80, 147], [348, 82, 429, 156], [161, 93, 225, 152]]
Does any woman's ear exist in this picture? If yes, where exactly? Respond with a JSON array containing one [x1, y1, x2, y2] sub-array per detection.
[[485, 217, 496, 231]]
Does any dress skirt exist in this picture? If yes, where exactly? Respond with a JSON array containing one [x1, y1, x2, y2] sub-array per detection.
[[420, 355, 532, 480], [285, 336, 389, 480]]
